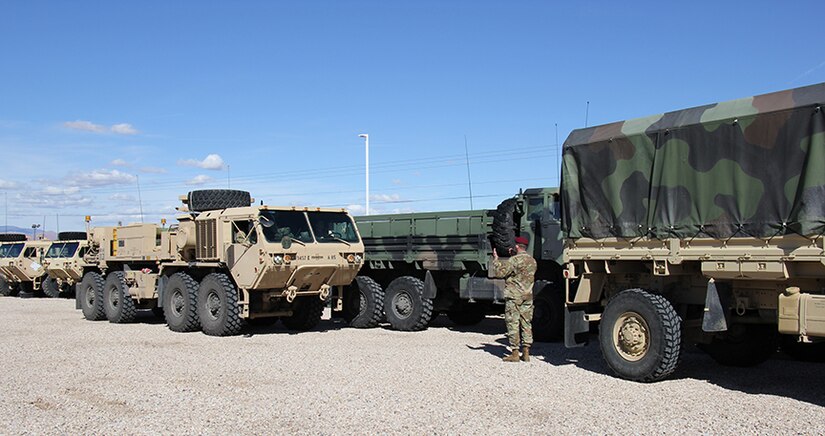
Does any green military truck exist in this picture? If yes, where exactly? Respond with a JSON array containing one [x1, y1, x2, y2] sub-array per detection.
[[561, 82, 825, 381], [339, 188, 566, 340]]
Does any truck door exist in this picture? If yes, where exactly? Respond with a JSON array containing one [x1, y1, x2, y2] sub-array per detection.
[[226, 220, 261, 289]]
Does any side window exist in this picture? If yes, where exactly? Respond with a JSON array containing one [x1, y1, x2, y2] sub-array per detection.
[[24, 247, 36, 258], [232, 220, 257, 244]]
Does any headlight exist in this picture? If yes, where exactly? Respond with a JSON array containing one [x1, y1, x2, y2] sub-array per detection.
[[354, 254, 363, 263], [273, 255, 283, 265]]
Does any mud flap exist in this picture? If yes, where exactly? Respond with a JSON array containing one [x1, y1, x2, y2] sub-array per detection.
[[423, 270, 437, 299], [74, 283, 81, 310], [564, 306, 589, 347], [702, 279, 729, 332], [156, 275, 168, 308]]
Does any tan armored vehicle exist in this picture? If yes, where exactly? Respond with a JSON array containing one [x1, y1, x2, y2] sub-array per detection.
[[76, 189, 365, 336], [41, 232, 89, 298], [0, 235, 50, 298]]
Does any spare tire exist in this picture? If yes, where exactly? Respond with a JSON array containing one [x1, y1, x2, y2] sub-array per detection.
[[491, 198, 518, 257], [58, 231, 87, 241], [0, 233, 27, 242], [188, 189, 251, 212]]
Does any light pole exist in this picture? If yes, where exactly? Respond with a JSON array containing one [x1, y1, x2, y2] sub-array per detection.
[[31, 223, 40, 240], [358, 133, 370, 215]]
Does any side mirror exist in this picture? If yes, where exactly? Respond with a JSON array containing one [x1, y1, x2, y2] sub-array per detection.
[[281, 236, 292, 249], [260, 216, 274, 228]]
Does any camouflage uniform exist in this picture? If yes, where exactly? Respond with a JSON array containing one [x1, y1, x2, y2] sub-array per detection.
[[492, 252, 537, 348]]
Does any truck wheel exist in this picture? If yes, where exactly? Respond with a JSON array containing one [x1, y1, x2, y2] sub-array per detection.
[[58, 231, 87, 241], [446, 302, 487, 326], [599, 289, 681, 382], [79, 272, 106, 321], [342, 276, 384, 328], [163, 272, 200, 332], [384, 276, 433, 331], [491, 198, 517, 257], [533, 281, 564, 342], [187, 189, 251, 212], [0, 276, 15, 297], [699, 324, 778, 367], [780, 335, 825, 362], [282, 298, 325, 331], [103, 272, 137, 323], [42, 277, 61, 298], [197, 273, 241, 336]]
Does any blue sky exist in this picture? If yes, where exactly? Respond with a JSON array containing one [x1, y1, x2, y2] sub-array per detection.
[[1, 1, 824, 232]]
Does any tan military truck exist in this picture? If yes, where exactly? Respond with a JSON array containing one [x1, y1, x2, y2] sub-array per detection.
[[41, 232, 89, 298], [76, 189, 365, 336], [0, 235, 50, 298], [561, 82, 825, 381]]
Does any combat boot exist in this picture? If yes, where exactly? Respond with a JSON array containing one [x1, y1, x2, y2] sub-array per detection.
[[502, 348, 520, 362], [521, 346, 530, 362]]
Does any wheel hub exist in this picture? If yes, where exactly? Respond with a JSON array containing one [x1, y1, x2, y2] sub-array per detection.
[[171, 290, 185, 316], [85, 286, 95, 306], [393, 291, 413, 319], [613, 312, 649, 361], [206, 291, 222, 319], [109, 287, 120, 308]]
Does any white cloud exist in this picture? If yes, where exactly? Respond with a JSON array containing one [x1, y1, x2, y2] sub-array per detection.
[[392, 179, 402, 185], [178, 154, 225, 170], [109, 193, 136, 202], [110, 123, 138, 135], [63, 120, 139, 135], [346, 204, 365, 215], [186, 174, 212, 186], [64, 120, 106, 133], [15, 193, 93, 208], [370, 193, 401, 202], [111, 158, 128, 167], [67, 169, 137, 188], [0, 179, 17, 189], [43, 186, 80, 196], [139, 166, 167, 174]]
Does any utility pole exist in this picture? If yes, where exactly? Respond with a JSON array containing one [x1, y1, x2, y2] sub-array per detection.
[[136, 175, 144, 223], [358, 134, 370, 215]]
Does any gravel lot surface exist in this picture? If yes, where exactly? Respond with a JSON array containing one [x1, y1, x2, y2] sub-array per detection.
[[1, 297, 823, 435]]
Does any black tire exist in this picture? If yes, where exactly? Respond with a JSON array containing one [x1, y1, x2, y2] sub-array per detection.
[[58, 231, 87, 241], [491, 198, 518, 257], [188, 190, 251, 213], [446, 302, 487, 326], [383, 276, 433, 331], [342, 276, 384, 328], [42, 276, 62, 298], [780, 335, 825, 363], [163, 272, 200, 332], [103, 272, 137, 323], [599, 289, 681, 382], [197, 273, 241, 336], [282, 298, 325, 331], [0, 276, 15, 297], [79, 272, 106, 321], [0, 233, 27, 242], [533, 281, 565, 342], [699, 324, 778, 367]]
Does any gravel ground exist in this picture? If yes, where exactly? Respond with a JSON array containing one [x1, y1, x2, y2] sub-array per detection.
[[0, 297, 823, 435]]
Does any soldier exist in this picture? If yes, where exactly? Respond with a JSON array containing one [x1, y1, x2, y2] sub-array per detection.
[[492, 236, 537, 362]]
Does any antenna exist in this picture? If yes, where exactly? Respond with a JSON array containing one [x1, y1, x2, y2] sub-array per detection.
[[464, 135, 474, 210], [42, 215, 46, 239], [4, 191, 7, 232], [585, 101, 590, 127], [136, 174, 144, 223]]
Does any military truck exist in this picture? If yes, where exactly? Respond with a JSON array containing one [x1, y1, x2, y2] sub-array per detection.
[[41, 231, 89, 298], [339, 188, 566, 339], [0, 234, 50, 298], [560, 82, 825, 381], [76, 189, 365, 336]]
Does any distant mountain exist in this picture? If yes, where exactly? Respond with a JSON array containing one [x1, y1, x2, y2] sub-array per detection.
[[1, 225, 57, 241]]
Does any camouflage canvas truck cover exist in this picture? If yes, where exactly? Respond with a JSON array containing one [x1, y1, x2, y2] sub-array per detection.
[[561, 82, 825, 381], [346, 189, 565, 338], [76, 189, 364, 336]]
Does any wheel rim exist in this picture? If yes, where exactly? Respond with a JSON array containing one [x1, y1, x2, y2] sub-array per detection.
[[171, 289, 185, 317], [613, 311, 650, 362], [109, 286, 120, 309], [85, 286, 95, 307], [392, 290, 413, 319], [206, 290, 222, 320]]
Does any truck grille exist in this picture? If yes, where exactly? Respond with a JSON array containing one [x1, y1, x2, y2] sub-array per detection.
[[196, 219, 218, 259]]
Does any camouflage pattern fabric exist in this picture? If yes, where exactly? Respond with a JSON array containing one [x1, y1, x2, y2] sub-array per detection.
[[561, 82, 825, 240], [493, 252, 537, 347]]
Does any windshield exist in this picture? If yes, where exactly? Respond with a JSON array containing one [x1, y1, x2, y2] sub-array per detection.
[[307, 211, 360, 243], [260, 210, 314, 243], [46, 242, 80, 258], [1, 243, 24, 258]]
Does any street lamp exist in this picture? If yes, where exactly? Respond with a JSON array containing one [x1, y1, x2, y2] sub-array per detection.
[[358, 133, 370, 215], [31, 223, 40, 240]]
